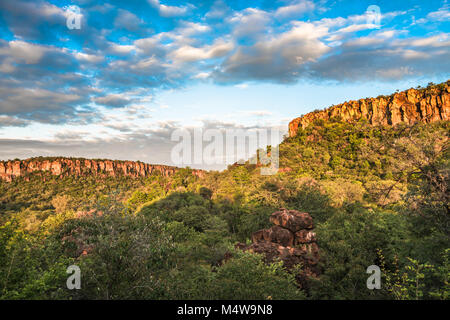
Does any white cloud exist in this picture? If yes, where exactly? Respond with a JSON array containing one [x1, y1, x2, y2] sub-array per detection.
[[228, 8, 270, 39], [205, 0, 229, 19], [334, 23, 379, 34], [375, 67, 413, 79], [109, 43, 136, 55], [148, 0, 190, 17], [132, 56, 159, 70], [169, 40, 234, 63], [216, 21, 330, 82], [234, 83, 249, 89], [134, 37, 161, 55], [94, 94, 131, 108], [275, 0, 315, 19], [409, 34, 450, 48], [178, 21, 211, 36], [0, 40, 47, 64], [0, 115, 29, 127], [246, 110, 272, 116], [74, 52, 104, 63], [193, 72, 211, 79], [114, 9, 143, 31], [426, 4, 450, 22], [0, 87, 82, 114]]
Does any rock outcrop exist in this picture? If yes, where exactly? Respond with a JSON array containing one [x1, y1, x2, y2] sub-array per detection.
[[239, 208, 320, 289], [0, 157, 204, 182], [289, 81, 450, 137]]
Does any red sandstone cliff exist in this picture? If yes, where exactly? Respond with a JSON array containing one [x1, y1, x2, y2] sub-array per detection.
[[289, 81, 450, 137], [0, 157, 203, 182]]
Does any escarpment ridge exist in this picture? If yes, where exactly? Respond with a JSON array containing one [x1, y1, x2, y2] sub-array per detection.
[[0, 157, 203, 182], [289, 81, 450, 137]]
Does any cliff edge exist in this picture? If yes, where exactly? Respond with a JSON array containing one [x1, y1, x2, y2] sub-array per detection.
[[0, 157, 203, 182], [289, 81, 450, 137]]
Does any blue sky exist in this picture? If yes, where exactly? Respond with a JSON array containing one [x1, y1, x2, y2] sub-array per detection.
[[0, 0, 449, 168]]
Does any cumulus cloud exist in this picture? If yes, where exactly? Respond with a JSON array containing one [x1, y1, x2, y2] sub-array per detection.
[[177, 21, 211, 36], [169, 39, 234, 63], [98, 54, 171, 90], [0, 0, 448, 145], [93, 94, 132, 108], [0, 0, 67, 40], [425, 4, 450, 22], [134, 36, 163, 55], [408, 34, 450, 47], [234, 83, 249, 89], [0, 40, 49, 64], [0, 86, 88, 123], [0, 39, 97, 124], [208, 8, 448, 83], [214, 22, 330, 82], [228, 8, 271, 39], [275, 0, 315, 19], [114, 9, 143, 31], [245, 110, 273, 117], [74, 52, 104, 63], [108, 43, 136, 55], [0, 116, 29, 128], [308, 33, 450, 81], [193, 72, 211, 79], [205, 0, 230, 19], [148, 0, 191, 17]]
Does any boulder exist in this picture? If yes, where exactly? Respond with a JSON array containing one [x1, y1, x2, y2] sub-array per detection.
[[236, 208, 320, 290], [245, 242, 319, 270], [245, 242, 300, 268], [294, 230, 317, 245], [270, 209, 313, 232], [299, 242, 319, 257], [251, 225, 294, 247]]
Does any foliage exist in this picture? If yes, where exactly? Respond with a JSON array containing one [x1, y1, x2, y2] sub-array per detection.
[[0, 119, 448, 300]]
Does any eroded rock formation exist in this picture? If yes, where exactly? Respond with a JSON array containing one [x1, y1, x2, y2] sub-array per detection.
[[289, 81, 450, 137], [238, 208, 320, 289], [0, 157, 204, 182]]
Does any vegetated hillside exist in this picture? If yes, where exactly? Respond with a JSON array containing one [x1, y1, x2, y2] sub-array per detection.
[[0, 87, 449, 300], [0, 166, 199, 223], [280, 120, 449, 205]]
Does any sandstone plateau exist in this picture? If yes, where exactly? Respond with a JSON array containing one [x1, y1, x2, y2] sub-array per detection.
[[238, 208, 320, 290], [289, 81, 450, 137], [0, 157, 203, 182]]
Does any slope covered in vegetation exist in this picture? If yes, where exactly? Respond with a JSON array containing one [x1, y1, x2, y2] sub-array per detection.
[[0, 118, 448, 300]]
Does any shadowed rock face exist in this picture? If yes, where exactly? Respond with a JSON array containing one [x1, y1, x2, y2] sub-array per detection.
[[270, 209, 314, 232], [251, 225, 295, 247], [294, 230, 317, 245], [289, 81, 450, 137], [0, 157, 204, 182]]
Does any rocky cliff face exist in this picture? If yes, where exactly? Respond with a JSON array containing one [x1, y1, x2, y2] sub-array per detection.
[[289, 81, 450, 137], [0, 157, 203, 182]]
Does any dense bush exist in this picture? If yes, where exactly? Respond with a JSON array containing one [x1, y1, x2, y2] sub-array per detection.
[[0, 120, 448, 300]]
